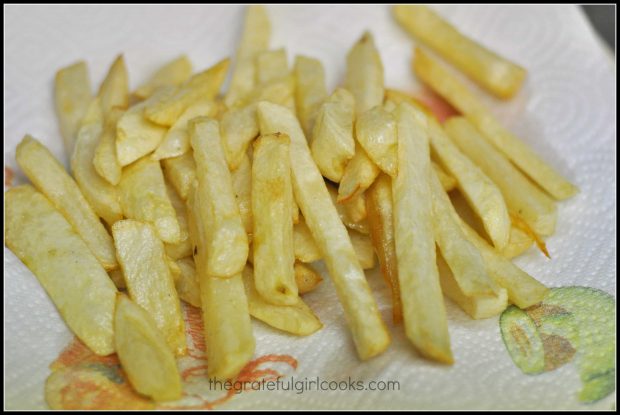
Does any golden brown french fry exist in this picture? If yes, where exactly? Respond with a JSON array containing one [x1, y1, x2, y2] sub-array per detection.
[[251, 133, 297, 305], [349, 229, 375, 270], [54, 61, 92, 156], [189, 117, 249, 278], [145, 58, 229, 126], [161, 151, 196, 200], [432, 161, 457, 192], [224, 5, 271, 108], [175, 257, 201, 308], [220, 103, 259, 170], [112, 220, 186, 355], [294, 55, 328, 136], [98, 54, 129, 115], [414, 48, 577, 200], [256, 48, 289, 84], [71, 98, 123, 225], [345, 31, 384, 114], [327, 182, 370, 234], [231, 151, 253, 236], [118, 157, 181, 244], [428, 117, 510, 250], [310, 88, 356, 182], [163, 183, 192, 260], [16, 136, 117, 270], [338, 144, 381, 202], [114, 294, 182, 401], [394, 5, 526, 99], [294, 216, 321, 263], [355, 105, 398, 177], [6, 185, 117, 355], [444, 117, 557, 236], [134, 55, 193, 100], [294, 261, 323, 294], [392, 103, 452, 364], [93, 107, 124, 185], [366, 174, 402, 324], [257, 101, 390, 360]]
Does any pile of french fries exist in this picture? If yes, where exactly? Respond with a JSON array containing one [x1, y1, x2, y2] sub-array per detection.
[[5, 5, 577, 402]]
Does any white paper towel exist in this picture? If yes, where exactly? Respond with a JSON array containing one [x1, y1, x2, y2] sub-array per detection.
[[4, 4, 616, 410]]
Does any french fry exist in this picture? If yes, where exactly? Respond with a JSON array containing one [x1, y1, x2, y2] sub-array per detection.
[[109, 268, 126, 290], [256, 48, 289, 84], [118, 157, 181, 244], [366, 174, 402, 324], [294, 55, 328, 136], [383, 99, 397, 113], [338, 144, 380, 202], [327, 182, 370, 234], [189, 117, 249, 278], [163, 183, 192, 260], [342, 192, 368, 223], [355, 105, 398, 177], [71, 98, 123, 225], [414, 48, 578, 200], [231, 151, 253, 236], [145, 58, 229, 126], [242, 265, 322, 336], [93, 107, 124, 185], [54, 61, 92, 156], [114, 294, 182, 401], [294, 216, 321, 263], [161, 151, 196, 200], [175, 257, 201, 308], [344, 31, 384, 114], [251, 133, 297, 305], [310, 88, 356, 183], [152, 98, 217, 160], [16, 136, 117, 270], [98, 54, 129, 115], [349, 229, 375, 270], [5, 185, 117, 355], [428, 117, 510, 250], [444, 116, 557, 236], [384, 88, 430, 115], [112, 220, 186, 355], [393, 5, 526, 99], [432, 161, 457, 192], [220, 103, 259, 170], [392, 103, 452, 364], [134, 55, 193, 100], [503, 221, 535, 259], [224, 5, 271, 108], [238, 75, 296, 112], [257, 101, 390, 360], [295, 261, 323, 294]]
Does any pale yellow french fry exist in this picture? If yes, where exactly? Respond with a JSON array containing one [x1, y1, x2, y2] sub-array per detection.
[[238, 75, 296, 113], [355, 105, 398, 177], [444, 116, 557, 236], [119, 157, 181, 244], [114, 294, 182, 401], [414, 48, 578, 200], [98, 54, 129, 115], [394, 5, 526, 99], [251, 133, 297, 305], [295, 261, 323, 294], [384, 88, 430, 114], [231, 151, 253, 236], [345, 32, 384, 114], [152, 99, 217, 160], [257, 101, 390, 360], [432, 161, 457, 192], [256, 48, 289, 84], [93, 107, 124, 185], [175, 257, 201, 308], [349, 229, 375, 270], [6, 185, 117, 355], [310, 88, 356, 182], [112, 220, 186, 355], [16, 136, 117, 270], [54, 61, 92, 156], [134, 55, 193, 100], [242, 265, 322, 335], [220, 103, 259, 170], [428, 117, 510, 250], [338, 144, 380, 202], [189, 117, 249, 278], [109, 268, 126, 290], [502, 226, 534, 259], [163, 183, 192, 260], [161, 151, 196, 200], [294, 216, 321, 263], [383, 99, 397, 113], [71, 98, 123, 225], [437, 254, 508, 320], [392, 103, 452, 364], [327, 183, 370, 234], [342, 193, 368, 223], [294, 55, 328, 136], [224, 5, 271, 108], [145, 58, 229, 126]]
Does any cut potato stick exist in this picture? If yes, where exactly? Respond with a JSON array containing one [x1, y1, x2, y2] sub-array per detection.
[[175, 257, 201, 308], [502, 226, 534, 259], [16, 136, 117, 270], [392, 103, 452, 364], [341, 192, 368, 224], [6, 185, 117, 355], [93, 107, 124, 185], [134, 55, 193, 100], [294, 55, 328, 136], [295, 261, 323, 294], [71, 98, 123, 225], [54, 61, 92, 156], [338, 144, 381, 202], [161, 151, 196, 200], [251, 133, 297, 305], [366, 174, 402, 324], [189, 117, 248, 278], [108, 268, 126, 290], [310, 88, 356, 182], [355, 105, 398, 177], [98, 54, 129, 115], [118, 157, 181, 244], [163, 183, 192, 260], [345, 31, 384, 114], [112, 220, 186, 355], [257, 101, 390, 360], [294, 216, 322, 263], [231, 151, 253, 236], [384, 88, 431, 115], [444, 116, 557, 236], [114, 295, 182, 401], [224, 5, 271, 108], [414, 48, 577, 200], [428, 117, 510, 250], [509, 213, 549, 258], [256, 48, 289, 84], [145, 58, 229, 126], [238, 75, 296, 112], [327, 183, 370, 234], [432, 161, 457, 192], [220, 103, 259, 170], [349, 229, 375, 270], [394, 5, 526, 99]]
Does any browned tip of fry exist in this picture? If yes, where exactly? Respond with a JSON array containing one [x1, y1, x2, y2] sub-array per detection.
[[510, 213, 550, 259]]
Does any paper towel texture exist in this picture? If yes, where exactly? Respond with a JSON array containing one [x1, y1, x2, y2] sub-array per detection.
[[4, 4, 616, 410]]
